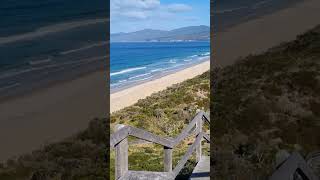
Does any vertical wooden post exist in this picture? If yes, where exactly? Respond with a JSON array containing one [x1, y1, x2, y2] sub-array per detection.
[[164, 146, 172, 172], [115, 125, 128, 179], [196, 117, 203, 162]]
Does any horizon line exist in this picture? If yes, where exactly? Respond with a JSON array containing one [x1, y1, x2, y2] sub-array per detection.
[[111, 24, 210, 34]]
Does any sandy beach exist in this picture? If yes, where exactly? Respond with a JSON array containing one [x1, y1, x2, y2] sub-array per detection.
[[110, 60, 210, 113], [214, 0, 320, 67], [0, 70, 107, 162]]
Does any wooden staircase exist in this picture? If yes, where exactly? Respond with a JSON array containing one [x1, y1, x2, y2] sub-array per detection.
[[110, 111, 210, 180]]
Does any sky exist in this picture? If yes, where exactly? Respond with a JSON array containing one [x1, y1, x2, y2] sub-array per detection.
[[110, 0, 210, 33]]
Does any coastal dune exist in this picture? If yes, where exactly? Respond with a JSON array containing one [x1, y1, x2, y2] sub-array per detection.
[[110, 60, 210, 113]]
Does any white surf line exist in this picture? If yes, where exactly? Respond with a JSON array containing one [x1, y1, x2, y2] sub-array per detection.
[[128, 73, 152, 80], [36, 55, 107, 73], [131, 76, 153, 82], [29, 57, 52, 65], [150, 68, 163, 72], [110, 67, 147, 76], [60, 41, 108, 55], [0, 83, 20, 92], [0, 55, 107, 80], [0, 18, 109, 45]]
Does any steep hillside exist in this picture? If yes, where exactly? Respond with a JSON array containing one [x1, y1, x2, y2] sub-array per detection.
[[212, 25, 320, 179]]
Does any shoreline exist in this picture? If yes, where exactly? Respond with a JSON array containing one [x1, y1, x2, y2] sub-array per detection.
[[110, 60, 210, 113], [110, 58, 209, 94], [214, 0, 320, 67]]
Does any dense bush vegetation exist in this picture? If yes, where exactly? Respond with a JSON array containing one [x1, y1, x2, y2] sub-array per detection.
[[212, 25, 320, 179]]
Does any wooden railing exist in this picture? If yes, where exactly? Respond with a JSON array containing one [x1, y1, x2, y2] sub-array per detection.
[[269, 152, 319, 180], [110, 111, 210, 180]]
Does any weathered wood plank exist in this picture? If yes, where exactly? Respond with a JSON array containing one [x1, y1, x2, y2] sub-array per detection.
[[110, 126, 130, 147], [190, 156, 210, 180], [172, 111, 203, 147], [202, 112, 210, 124], [164, 147, 173, 172], [119, 171, 174, 180], [269, 151, 319, 180], [129, 126, 173, 147], [196, 117, 203, 162], [115, 136, 128, 179], [203, 133, 210, 143], [111, 111, 208, 148], [173, 133, 203, 177]]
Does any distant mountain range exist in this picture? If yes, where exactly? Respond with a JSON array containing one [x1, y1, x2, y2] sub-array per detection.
[[110, 25, 210, 42]]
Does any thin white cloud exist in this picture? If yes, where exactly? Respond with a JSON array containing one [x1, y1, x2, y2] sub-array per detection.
[[167, 3, 192, 12], [112, 0, 160, 10], [111, 0, 160, 20], [121, 11, 148, 19], [111, 0, 193, 23], [110, 0, 195, 32]]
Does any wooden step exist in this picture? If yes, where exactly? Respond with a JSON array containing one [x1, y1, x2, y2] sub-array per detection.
[[189, 156, 210, 180]]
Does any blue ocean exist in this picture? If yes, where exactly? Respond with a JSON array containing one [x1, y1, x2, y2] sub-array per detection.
[[110, 42, 210, 91], [0, 0, 108, 98]]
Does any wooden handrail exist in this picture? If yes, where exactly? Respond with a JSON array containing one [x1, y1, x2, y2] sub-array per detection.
[[269, 152, 319, 180], [110, 111, 210, 180], [110, 111, 210, 148], [173, 132, 206, 177]]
